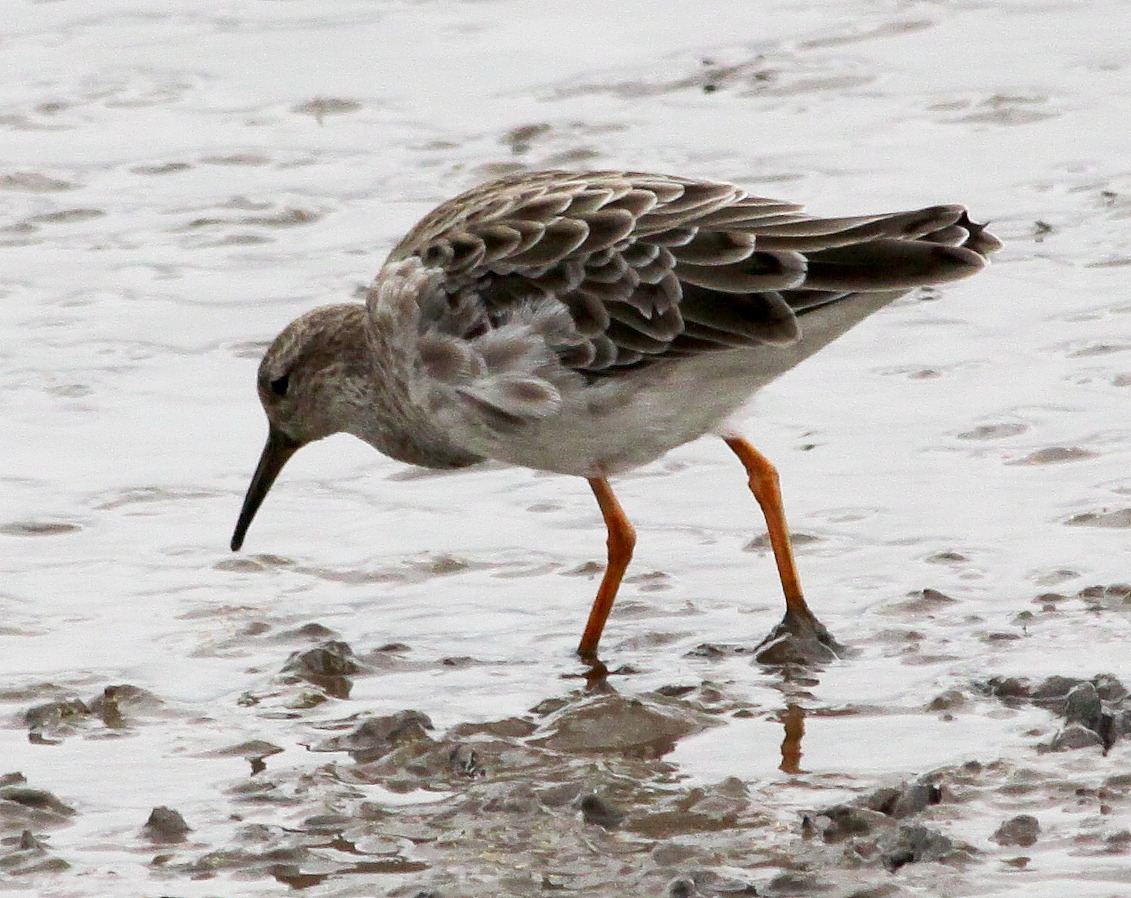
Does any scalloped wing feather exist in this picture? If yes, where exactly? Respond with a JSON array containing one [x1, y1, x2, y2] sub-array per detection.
[[380, 171, 1000, 384]]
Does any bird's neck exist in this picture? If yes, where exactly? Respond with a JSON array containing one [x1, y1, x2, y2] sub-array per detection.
[[343, 310, 481, 470]]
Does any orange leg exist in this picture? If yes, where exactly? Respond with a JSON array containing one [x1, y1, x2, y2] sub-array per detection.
[[724, 436, 838, 657], [577, 477, 636, 660], [724, 437, 813, 618]]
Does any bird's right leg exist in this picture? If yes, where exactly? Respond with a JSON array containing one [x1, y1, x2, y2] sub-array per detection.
[[577, 477, 636, 662]]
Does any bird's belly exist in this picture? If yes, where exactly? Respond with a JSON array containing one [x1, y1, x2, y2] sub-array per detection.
[[459, 351, 783, 477]]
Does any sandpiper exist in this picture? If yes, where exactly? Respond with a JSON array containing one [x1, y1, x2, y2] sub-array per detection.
[[230, 170, 1000, 663]]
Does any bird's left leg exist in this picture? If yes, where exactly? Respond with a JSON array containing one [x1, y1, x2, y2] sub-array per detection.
[[723, 435, 843, 664]]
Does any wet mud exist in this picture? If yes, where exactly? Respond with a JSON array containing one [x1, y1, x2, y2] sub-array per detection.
[[6, 635, 1131, 895]]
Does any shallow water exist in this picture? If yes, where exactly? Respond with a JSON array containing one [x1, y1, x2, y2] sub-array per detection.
[[3, 1, 1131, 895]]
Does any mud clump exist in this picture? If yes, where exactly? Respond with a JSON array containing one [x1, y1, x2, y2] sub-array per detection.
[[578, 792, 625, 829], [23, 684, 164, 743], [878, 824, 958, 872], [984, 673, 1131, 751], [280, 640, 364, 699], [0, 828, 70, 876], [529, 692, 718, 758], [314, 710, 435, 764], [142, 806, 192, 843], [0, 774, 74, 875], [991, 814, 1040, 847], [804, 775, 974, 871], [199, 739, 285, 775], [0, 776, 76, 832]]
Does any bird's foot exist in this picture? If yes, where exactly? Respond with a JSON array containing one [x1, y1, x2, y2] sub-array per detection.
[[565, 653, 641, 691], [754, 608, 850, 666], [573, 654, 610, 690]]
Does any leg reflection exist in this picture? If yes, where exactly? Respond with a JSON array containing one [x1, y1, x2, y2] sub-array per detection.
[[779, 702, 806, 774]]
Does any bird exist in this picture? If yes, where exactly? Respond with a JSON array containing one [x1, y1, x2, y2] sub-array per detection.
[[230, 169, 1000, 664]]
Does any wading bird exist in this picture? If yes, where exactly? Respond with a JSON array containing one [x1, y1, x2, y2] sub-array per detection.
[[230, 170, 999, 664]]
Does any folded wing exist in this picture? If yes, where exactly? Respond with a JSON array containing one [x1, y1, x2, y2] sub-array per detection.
[[379, 170, 1001, 394]]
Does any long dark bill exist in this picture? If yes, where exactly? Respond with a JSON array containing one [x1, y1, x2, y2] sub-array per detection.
[[230, 427, 302, 551]]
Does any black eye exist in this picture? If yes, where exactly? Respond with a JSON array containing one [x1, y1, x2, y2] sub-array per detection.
[[269, 373, 290, 397]]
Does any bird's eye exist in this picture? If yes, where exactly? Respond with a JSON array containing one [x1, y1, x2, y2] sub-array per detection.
[[269, 373, 290, 397]]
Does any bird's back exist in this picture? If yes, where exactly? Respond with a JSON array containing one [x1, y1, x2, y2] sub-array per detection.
[[384, 170, 998, 370], [364, 171, 1000, 473]]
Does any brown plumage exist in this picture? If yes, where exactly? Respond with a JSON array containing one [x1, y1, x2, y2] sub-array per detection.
[[231, 170, 1001, 664]]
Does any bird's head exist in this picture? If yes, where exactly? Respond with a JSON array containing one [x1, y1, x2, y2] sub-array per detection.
[[231, 304, 370, 551]]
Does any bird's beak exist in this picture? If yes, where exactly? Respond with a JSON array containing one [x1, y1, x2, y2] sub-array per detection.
[[230, 426, 302, 551]]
